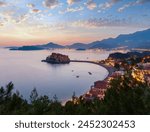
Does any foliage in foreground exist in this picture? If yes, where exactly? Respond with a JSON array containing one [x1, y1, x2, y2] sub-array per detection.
[[0, 73, 150, 115]]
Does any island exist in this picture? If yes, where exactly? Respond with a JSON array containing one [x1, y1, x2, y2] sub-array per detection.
[[42, 53, 70, 64]]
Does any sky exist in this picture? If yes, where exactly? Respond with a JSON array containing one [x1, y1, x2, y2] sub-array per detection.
[[0, 0, 150, 46]]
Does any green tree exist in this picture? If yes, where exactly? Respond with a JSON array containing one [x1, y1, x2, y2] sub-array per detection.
[[30, 88, 38, 103], [103, 73, 150, 114], [0, 82, 29, 114], [114, 63, 120, 70]]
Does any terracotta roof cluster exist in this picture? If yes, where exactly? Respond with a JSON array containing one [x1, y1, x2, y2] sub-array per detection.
[[94, 81, 108, 89], [83, 80, 108, 100]]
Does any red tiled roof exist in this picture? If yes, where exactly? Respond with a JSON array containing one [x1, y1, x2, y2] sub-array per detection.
[[94, 81, 107, 89]]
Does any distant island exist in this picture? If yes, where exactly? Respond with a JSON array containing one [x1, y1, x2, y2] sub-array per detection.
[[9, 42, 64, 51], [8, 28, 150, 51], [42, 53, 70, 64]]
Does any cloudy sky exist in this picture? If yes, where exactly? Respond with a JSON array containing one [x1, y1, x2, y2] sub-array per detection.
[[0, 0, 150, 46]]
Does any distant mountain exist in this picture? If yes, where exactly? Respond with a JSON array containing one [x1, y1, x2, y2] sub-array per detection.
[[10, 42, 64, 51], [67, 42, 96, 49], [90, 28, 150, 49], [67, 43, 87, 49], [66, 29, 150, 49], [8, 28, 150, 50], [39, 42, 64, 49]]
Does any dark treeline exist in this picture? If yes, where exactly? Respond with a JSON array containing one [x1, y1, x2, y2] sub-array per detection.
[[0, 72, 150, 115]]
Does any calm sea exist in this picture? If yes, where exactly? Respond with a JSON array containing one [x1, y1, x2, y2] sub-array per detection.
[[0, 48, 109, 101]]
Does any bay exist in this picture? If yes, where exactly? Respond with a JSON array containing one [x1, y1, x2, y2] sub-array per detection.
[[0, 48, 109, 101]]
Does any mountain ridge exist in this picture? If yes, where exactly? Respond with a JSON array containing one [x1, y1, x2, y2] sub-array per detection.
[[90, 28, 150, 49], [9, 28, 150, 50]]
